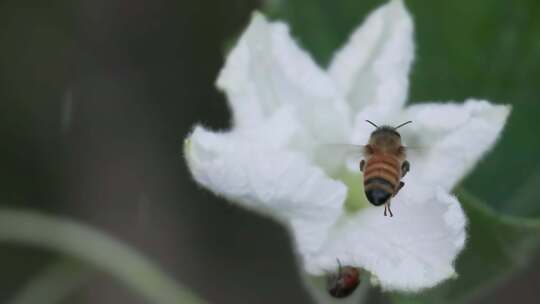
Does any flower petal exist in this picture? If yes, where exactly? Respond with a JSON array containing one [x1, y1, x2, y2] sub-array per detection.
[[400, 100, 511, 191], [185, 109, 348, 256], [328, 0, 414, 116], [305, 188, 466, 291], [217, 12, 351, 146]]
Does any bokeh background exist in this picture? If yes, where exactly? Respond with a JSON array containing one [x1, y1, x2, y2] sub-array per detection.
[[1, 0, 540, 303]]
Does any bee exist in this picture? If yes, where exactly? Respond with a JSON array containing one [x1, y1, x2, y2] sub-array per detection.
[[360, 120, 412, 217], [327, 260, 361, 298]]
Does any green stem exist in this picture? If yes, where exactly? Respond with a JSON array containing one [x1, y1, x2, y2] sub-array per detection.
[[8, 259, 94, 304], [0, 208, 205, 304], [355, 272, 371, 304]]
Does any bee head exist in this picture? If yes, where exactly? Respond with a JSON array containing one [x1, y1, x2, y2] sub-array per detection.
[[365, 120, 412, 138], [365, 120, 412, 153]]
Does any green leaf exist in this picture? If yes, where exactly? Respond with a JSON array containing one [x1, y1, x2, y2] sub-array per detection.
[[264, 0, 540, 217], [390, 189, 540, 304]]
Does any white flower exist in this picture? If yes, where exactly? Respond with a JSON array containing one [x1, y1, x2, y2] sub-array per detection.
[[184, 0, 510, 295]]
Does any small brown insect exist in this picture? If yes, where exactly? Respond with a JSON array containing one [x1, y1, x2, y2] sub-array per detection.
[[360, 120, 412, 217], [327, 260, 361, 298]]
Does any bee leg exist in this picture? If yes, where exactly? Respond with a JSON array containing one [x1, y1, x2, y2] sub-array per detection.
[[383, 205, 387, 217], [360, 160, 365, 172], [387, 203, 394, 217], [394, 182, 405, 196], [401, 161, 410, 177]]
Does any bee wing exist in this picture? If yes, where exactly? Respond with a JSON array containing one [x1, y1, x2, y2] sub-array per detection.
[[402, 145, 426, 150], [317, 143, 366, 159], [402, 145, 429, 155], [315, 143, 366, 172]]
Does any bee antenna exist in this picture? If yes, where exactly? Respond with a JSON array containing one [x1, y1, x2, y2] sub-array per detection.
[[336, 259, 343, 277], [365, 120, 379, 128], [336, 258, 343, 276], [394, 120, 413, 129]]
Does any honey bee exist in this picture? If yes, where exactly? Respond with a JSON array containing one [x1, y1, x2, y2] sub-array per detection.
[[360, 120, 412, 217], [327, 260, 361, 298]]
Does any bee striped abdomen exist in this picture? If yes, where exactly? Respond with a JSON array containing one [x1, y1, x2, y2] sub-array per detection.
[[363, 155, 401, 206]]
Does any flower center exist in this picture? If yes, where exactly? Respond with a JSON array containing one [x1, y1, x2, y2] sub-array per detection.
[[334, 169, 370, 214]]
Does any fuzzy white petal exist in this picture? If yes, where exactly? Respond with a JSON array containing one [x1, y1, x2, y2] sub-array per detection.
[[400, 100, 511, 191], [217, 12, 351, 147], [305, 188, 466, 291], [329, 0, 414, 116], [185, 109, 348, 256]]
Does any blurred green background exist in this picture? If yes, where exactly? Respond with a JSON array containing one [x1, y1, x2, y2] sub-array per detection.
[[0, 0, 539, 303]]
